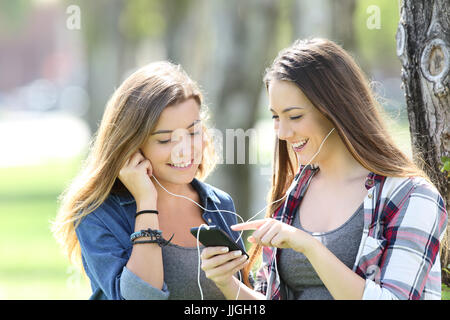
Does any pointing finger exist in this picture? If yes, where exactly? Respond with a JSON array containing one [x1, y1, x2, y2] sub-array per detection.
[[231, 219, 268, 231]]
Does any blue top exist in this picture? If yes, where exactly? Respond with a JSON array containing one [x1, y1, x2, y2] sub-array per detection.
[[75, 178, 244, 300]]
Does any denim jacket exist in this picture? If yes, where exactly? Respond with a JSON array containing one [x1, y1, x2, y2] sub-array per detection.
[[75, 178, 243, 300]]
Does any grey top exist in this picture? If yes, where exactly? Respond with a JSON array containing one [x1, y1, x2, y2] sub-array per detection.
[[278, 203, 364, 300], [120, 243, 226, 300], [162, 243, 226, 300]]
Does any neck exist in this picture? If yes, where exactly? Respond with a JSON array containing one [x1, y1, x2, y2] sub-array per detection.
[[312, 139, 370, 185], [152, 177, 195, 210]]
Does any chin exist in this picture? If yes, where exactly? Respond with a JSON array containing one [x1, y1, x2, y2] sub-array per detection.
[[156, 165, 199, 185]]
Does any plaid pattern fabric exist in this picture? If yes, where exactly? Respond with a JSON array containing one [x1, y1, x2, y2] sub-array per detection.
[[253, 165, 448, 300]]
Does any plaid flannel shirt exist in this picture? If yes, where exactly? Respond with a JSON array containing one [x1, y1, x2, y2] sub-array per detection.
[[254, 165, 448, 300]]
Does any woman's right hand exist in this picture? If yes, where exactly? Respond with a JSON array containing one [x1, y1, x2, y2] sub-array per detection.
[[200, 247, 248, 289], [118, 151, 157, 206]]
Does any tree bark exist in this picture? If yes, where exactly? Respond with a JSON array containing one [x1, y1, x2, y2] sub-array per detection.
[[396, 0, 450, 285]]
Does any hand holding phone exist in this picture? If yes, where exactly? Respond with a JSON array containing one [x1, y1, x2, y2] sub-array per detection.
[[190, 225, 248, 258], [194, 225, 249, 291]]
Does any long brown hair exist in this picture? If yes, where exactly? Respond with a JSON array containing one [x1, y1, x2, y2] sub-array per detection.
[[51, 61, 217, 271], [243, 38, 431, 287]]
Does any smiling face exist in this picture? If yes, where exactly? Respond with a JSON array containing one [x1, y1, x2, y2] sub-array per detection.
[[140, 98, 204, 186], [268, 80, 336, 166]]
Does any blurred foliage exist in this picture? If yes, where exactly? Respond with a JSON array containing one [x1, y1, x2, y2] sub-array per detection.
[[354, 0, 401, 72], [119, 0, 166, 41], [275, 0, 295, 52], [0, 0, 32, 37], [441, 156, 450, 178]]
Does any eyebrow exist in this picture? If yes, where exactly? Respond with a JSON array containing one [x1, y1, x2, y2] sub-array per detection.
[[151, 119, 201, 135], [269, 106, 304, 113]]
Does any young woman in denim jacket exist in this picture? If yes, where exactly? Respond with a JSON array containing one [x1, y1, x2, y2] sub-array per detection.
[[52, 62, 247, 300], [200, 38, 448, 300]]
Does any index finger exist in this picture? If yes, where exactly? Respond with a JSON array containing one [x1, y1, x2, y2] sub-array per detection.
[[231, 219, 267, 231]]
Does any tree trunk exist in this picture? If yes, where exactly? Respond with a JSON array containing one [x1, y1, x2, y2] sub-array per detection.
[[396, 0, 450, 285]]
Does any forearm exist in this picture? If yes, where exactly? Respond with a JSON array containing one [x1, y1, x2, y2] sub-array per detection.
[[304, 237, 365, 300], [217, 276, 266, 300], [126, 202, 164, 290]]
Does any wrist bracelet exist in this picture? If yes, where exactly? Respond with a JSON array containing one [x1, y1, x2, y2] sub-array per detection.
[[135, 210, 158, 217], [132, 237, 173, 247], [130, 228, 162, 242], [130, 228, 174, 247]]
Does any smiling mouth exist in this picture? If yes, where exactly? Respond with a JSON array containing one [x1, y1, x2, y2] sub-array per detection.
[[167, 159, 194, 169], [292, 139, 308, 152]]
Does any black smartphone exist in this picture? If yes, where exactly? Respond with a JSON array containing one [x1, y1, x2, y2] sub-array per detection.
[[190, 225, 248, 258]]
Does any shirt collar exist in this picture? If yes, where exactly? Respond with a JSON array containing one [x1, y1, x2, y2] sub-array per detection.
[[292, 165, 385, 197], [364, 172, 386, 190], [116, 177, 220, 206], [190, 178, 221, 204]]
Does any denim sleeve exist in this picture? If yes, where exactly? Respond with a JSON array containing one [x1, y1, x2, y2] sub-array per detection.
[[120, 266, 169, 300], [76, 208, 170, 300]]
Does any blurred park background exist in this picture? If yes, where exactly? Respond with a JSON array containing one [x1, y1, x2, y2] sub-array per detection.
[[1, 0, 445, 300]]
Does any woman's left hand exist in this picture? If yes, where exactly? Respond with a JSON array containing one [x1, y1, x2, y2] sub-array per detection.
[[231, 218, 313, 254]]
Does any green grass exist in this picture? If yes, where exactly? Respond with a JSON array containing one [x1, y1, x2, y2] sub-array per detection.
[[0, 158, 91, 299]]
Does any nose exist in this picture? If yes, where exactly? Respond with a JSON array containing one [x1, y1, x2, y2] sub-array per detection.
[[178, 138, 194, 160], [171, 130, 194, 163], [277, 119, 293, 141]]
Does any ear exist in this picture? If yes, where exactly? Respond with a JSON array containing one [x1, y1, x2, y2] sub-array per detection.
[[138, 148, 150, 160]]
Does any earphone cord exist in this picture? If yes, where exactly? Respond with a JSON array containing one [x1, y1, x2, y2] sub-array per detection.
[[151, 127, 335, 300], [196, 224, 207, 300]]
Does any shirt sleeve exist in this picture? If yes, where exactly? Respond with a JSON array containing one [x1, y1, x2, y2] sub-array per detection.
[[76, 209, 170, 300], [362, 183, 448, 300]]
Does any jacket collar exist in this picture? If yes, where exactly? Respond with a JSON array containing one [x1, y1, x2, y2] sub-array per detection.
[[116, 178, 220, 206]]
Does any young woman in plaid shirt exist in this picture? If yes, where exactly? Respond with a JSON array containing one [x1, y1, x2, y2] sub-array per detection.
[[200, 38, 448, 300]]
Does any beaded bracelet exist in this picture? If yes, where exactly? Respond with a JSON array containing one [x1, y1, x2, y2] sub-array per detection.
[[130, 228, 161, 242], [130, 228, 174, 247]]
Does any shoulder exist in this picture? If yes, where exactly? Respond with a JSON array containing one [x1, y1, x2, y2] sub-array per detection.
[[407, 177, 447, 225], [382, 176, 444, 205], [381, 176, 447, 234], [209, 183, 234, 204]]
